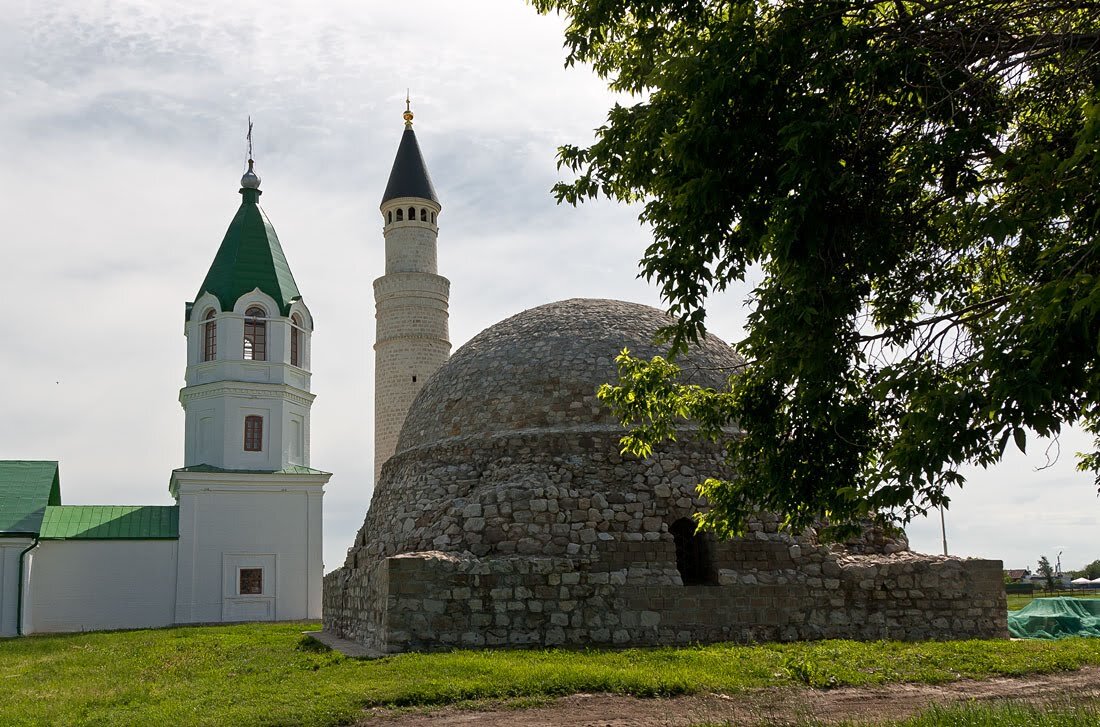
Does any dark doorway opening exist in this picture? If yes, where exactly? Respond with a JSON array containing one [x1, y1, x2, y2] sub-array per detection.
[[670, 518, 716, 585]]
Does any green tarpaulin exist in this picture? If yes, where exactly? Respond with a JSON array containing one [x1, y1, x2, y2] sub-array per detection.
[[1008, 597, 1100, 639]]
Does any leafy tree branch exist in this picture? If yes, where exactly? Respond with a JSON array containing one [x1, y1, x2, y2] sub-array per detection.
[[535, 0, 1100, 537]]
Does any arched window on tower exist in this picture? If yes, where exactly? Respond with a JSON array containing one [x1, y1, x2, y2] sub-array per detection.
[[420, 208, 427, 222], [243, 306, 267, 361], [408, 206, 415, 220], [244, 415, 263, 452], [387, 210, 392, 224], [291, 313, 302, 367], [396, 208, 404, 221], [670, 518, 716, 585], [203, 309, 217, 361]]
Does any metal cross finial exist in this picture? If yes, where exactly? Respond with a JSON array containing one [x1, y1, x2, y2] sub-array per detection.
[[403, 90, 414, 127], [240, 116, 261, 189]]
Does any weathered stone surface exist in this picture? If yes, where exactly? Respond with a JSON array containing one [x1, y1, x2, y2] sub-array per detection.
[[323, 299, 1007, 654]]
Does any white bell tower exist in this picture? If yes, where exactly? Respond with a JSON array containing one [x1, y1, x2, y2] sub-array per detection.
[[374, 100, 451, 480], [179, 160, 316, 471], [171, 157, 329, 624]]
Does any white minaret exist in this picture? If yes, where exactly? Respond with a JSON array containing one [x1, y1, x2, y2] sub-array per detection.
[[374, 100, 451, 480], [171, 156, 329, 624]]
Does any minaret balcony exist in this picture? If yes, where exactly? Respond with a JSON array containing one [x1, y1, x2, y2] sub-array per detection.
[[381, 196, 440, 232]]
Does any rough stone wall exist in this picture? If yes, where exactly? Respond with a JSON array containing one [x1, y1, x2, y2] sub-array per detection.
[[373, 271, 450, 482], [323, 429, 1007, 652], [348, 430, 734, 563], [323, 549, 1006, 654], [396, 299, 743, 453], [328, 297, 1008, 653], [382, 208, 440, 274], [324, 557, 389, 648]]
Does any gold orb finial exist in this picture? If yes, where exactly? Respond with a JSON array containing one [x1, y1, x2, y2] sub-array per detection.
[[403, 89, 414, 127]]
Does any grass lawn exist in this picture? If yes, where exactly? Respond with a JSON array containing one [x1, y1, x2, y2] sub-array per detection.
[[703, 702, 1100, 726], [891, 702, 1100, 726], [3, 623, 1100, 726]]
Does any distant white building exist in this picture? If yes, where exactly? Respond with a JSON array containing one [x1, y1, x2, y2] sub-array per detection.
[[0, 161, 329, 636]]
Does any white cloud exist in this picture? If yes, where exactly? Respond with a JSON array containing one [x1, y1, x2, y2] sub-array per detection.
[[1, 0, 1094, 575]]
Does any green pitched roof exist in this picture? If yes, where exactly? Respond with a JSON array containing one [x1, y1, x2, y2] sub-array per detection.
[[39, 505, 179, 540], [193, 186, 301, 317], [0, 461, 61, 536]]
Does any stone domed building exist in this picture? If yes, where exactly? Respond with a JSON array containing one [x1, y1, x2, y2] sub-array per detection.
[[321, 111, 1006, 655], [323, 301, 1006, 653], [347, 296, 740, 564]]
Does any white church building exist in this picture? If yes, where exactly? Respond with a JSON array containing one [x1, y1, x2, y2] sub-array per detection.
[[0, 157, 330, 636]]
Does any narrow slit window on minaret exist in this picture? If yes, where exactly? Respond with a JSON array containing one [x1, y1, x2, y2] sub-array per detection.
[[244, 306, 267, 361], [396, 208, 404, 221], [431, 212, 436, 223], [203, 309, 217, 361], [387, 211, 392, 224], [291, 313, 302, 367], [412, 375, 417, 383]]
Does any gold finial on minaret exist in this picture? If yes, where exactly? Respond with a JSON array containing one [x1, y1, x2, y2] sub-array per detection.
[[403, 89, 414, 128]]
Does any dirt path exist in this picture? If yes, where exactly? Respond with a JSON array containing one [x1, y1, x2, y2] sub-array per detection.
[[359, 666, 1100, 726]]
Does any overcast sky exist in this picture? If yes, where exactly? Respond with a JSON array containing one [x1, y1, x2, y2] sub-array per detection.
[[2, 0, 1095, 575]]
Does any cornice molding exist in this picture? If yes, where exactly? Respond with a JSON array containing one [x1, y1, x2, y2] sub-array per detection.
[[179, 381, 316, 407]]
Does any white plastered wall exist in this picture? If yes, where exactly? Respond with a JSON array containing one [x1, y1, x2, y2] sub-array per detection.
[[0, 538, 33, 637], [172, 473, 326, 624], [181, 383, 314, 470], [182, 290, 315, 471], [22, 540, 178, 634]]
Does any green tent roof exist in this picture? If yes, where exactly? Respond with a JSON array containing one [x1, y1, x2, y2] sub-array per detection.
[[192, 186, 301, 317], [39, 505, 179, 540], [0, 461, 61, 535]]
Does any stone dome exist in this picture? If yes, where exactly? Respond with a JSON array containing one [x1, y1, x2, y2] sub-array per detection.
[[395, 298, 742, 453]]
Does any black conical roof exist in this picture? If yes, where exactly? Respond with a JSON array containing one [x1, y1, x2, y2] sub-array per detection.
[[381, 127, 438, 205]]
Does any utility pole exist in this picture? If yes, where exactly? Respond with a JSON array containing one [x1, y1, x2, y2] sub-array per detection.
[[939, 504, 948, 556]]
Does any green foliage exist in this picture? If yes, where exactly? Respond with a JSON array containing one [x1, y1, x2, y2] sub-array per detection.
[[1039, 555, 1058, 592], [295, 634, 332, 653], [704, 702, 1100, 726], [4, 624, 1100, 725], [1073, 559, 1100, 580], [892, 702, 1100, 727], [533, 0, 1100, 537], [782, 653, 840, 688]]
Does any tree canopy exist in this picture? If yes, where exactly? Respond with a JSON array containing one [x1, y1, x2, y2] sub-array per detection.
[[1071, 559, 1100, 580], [1038, 555, 1058, 591], [531, 0, 1100, 538]]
